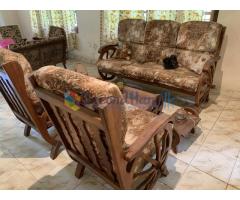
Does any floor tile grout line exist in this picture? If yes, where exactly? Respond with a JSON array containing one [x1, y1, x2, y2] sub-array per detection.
[[226, 183, 239, 190], [182, 100, 231, 188], [0, 144, 39, 182], [226, 151, 240, 187], [189, 165, 229, 186]]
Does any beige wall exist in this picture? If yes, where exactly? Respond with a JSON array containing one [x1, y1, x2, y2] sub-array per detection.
[[0, 11, 20, 27], [71, 10, 101, 63], [0, 10, 33, 40], [216, 11, 240, 92]]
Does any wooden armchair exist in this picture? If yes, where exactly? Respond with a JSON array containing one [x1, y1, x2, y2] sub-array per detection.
[[0, 49, 61, 159], [29, 66, 173, 189]]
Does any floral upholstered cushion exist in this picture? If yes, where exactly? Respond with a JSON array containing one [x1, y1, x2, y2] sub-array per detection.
[[177, 49, 214, 74], [144, 20, 180, 47], [0, 48, 39, 104], [118, 19, 146, 43], [97, 58, 133, 74], [48, 26, 65, 37], [121, 62, 200, 92], [33, 65, 128, 143], [114, 42, 132, 60], [159, 48, 214, 74], [125, 104, 165, 173], [176, 21, 223, 52], [0, 25, 23, 43]]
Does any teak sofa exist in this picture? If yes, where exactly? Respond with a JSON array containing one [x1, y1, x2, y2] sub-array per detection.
[[0, 25, 67, 70], [97, 19, 225, 106], [29, 66, 173, 189]]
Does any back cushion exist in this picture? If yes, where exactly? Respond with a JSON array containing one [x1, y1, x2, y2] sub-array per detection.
[[144, 20, 180, 47], [118, 19, 146, 43], [176, 21, 223, 52], [33, 66, 128, 142], [0, 48, 39, 104], [177, 49, 214, 74]]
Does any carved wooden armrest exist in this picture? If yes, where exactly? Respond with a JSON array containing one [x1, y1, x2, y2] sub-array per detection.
[[124, 113, 173, 162], [98, 43, 118, 53], [98, 43, 118, 60], [32, 36, 44, 40], [202, 56, 220, 73]]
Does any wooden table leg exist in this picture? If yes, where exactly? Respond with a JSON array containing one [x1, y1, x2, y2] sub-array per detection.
[[75, 163, 85, 179], [24, 125, 31, 137], [172, 130, 180, 154]]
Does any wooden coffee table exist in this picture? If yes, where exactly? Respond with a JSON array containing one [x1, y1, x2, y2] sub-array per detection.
[[121, 85, 163, 114], [171, 107, 200, 153]]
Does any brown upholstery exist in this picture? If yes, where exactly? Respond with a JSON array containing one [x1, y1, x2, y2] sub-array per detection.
[[176, 21, 223, 52], [125, 104, 162, 173], [144, 20, 180, 47], [33, 66, 127, 143], [97, 58, 133, 74], [0, 25, 24, 43], [33, 66, 167, 176], [118, 19, 146, 43], [0, 48, 39, 104], [123, 62, 200, 92]]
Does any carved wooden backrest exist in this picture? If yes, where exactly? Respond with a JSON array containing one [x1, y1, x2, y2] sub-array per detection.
[[0, 67, 33, 125], [30, 66, 130, 188]]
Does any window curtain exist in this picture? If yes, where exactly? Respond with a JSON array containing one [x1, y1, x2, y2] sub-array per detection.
[[101, 10, 207, 44], [101, 10, 145, 44], [30, 10, 78, 49]]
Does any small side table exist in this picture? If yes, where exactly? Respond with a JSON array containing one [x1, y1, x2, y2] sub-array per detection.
[[171, 107, 200, 153]]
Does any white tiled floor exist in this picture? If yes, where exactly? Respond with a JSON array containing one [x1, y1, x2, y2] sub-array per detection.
[[0, 61, 240, 189]]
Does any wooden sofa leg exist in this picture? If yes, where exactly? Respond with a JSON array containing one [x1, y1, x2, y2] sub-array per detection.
[[50, 141, 62, 160], [24, 125, 31, 137], [75, 163, 85, 179], [63, 61, 67, 69]]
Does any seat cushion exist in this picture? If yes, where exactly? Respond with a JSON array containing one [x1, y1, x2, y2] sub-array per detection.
[[97, 58, 133, 74], [121, 62, 200, 93], [125, 104, 164, 174], [176, 21, 223, 52]]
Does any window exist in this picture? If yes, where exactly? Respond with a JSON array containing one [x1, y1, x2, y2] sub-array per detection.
[[30, 10, 78, 49], [101, 10, 215, 43]]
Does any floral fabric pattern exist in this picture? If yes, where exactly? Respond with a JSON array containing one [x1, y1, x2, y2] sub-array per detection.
[[97, 58, 133, 74], [33, 66, 128, 143], [0, 48, 39, 104], [0, 25, 23, 43], [102, 10, 145, 44], [9, 36, 66, 70], [102, 10, 209, 43], [125, 104, 165, 173], [176, 21, 223, 52], [122, 63, 200, 92], [177, 49, 214, 74], [144, 20, 180, 47], [118, 19, 146, 43]]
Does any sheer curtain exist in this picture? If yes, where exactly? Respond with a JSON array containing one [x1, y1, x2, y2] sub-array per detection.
[[30, 10, 78, 49], [101, 10, 145, 44], [101, 10, 209, 44]]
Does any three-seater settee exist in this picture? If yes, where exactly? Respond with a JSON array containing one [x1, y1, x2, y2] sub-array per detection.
[[97, 19, 225, 106]]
